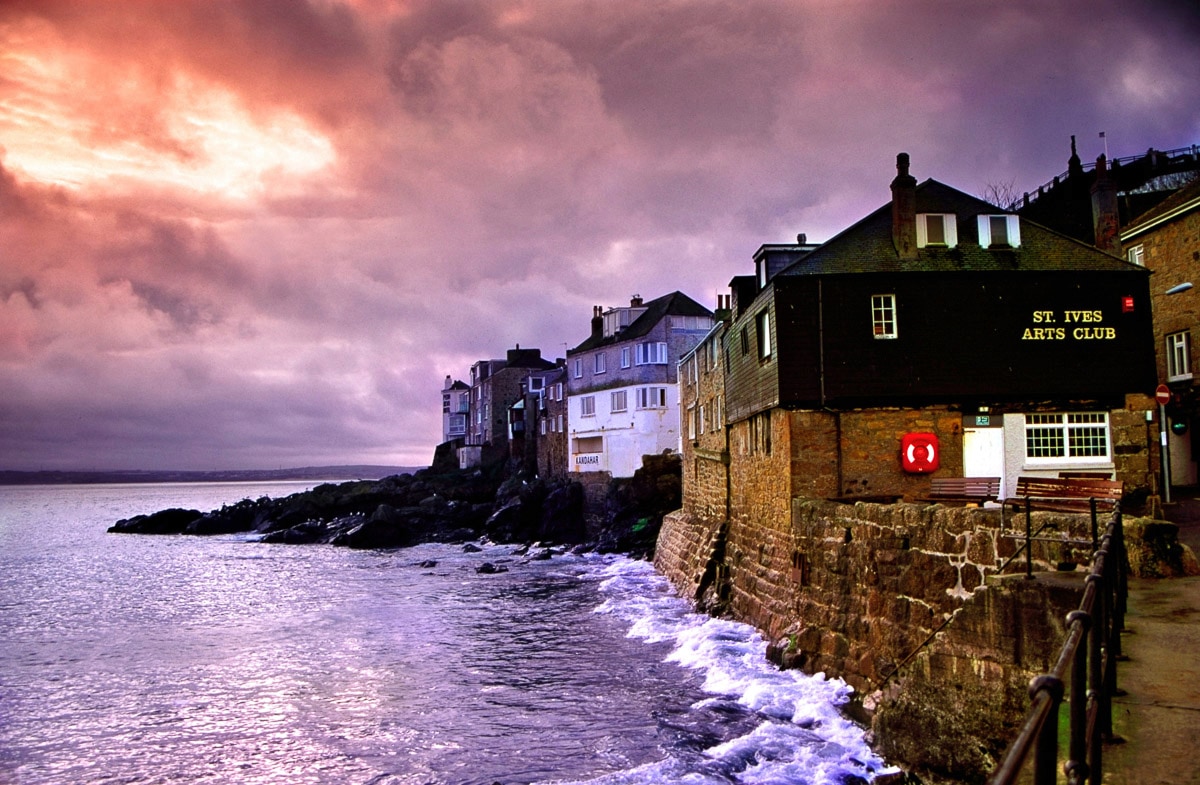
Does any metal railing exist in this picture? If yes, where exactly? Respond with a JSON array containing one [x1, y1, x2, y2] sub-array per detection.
[[988, 506, 1127, 785]]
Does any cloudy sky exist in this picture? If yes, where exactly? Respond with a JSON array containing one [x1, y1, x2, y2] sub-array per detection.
[[1, 0, 1198, 471]]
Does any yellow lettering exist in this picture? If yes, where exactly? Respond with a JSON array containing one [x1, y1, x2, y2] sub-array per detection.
[[1033, 310, 1055, 323], [1073, 327, 1116, 340], [1022, 327, 1066, 340]]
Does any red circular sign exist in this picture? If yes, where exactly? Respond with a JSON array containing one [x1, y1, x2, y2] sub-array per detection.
[[1156, 384, 1171, 405]]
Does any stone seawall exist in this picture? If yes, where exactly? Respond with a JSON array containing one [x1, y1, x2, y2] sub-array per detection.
[[655, 501, 1139, 783]]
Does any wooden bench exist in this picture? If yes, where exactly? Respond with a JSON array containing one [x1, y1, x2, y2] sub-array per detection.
[[1005, 475, 1124, 549], [1006, 476, 1124, 515], [920, 476, 1001, 506]]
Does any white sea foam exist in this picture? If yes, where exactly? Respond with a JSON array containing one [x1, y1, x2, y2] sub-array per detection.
[[585, 558, 899, 785]]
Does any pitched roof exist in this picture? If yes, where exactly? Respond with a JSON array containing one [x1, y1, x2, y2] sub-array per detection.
[[568, 290, 712, 353], [1122, 176, 1200, 241], [779, 179, 1144, 277]]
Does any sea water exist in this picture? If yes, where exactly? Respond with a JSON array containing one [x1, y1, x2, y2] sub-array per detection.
[[0, 482, 893, 784]]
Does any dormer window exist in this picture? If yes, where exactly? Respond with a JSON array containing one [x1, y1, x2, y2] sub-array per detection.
[[916, 214, 957, 248], [978, 215, 1021, 248]]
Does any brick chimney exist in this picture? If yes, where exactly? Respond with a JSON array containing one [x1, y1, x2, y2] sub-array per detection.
[[591, 305, 603, 340], [1091, 155, 1121, 256], [891, 153, 918, 260], [630, 294, 643, 307]]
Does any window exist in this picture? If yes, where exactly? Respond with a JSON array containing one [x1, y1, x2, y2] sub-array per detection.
[[442, 393, 450, 414], [687, 404, 697, 439], [611, 390, 628, 412], [872, 294, 897, 339], [637, 387, 667, 409], [556, 413, 563, 432], [540, 419, 546, 436], [448, 414, 467, 436], [1024, 413, 1110, 462], [574, 436, 603, 454], [978, 215, 1021, 248], [620, 346, 631, 368], [1167, 331, 1192, 381], [594, 353, 606, 374], [917, 214, 957, 247], [529, 377, 545, 391], [635, 341, 668, 365], [573, 358, 582, 378], [580, 396, 596, 417], [741, 326, 750, 356], [1127, 244, 1145, 266], [555, 382, 563, 401], [757, 310, 772, 359], [698, 404, 706, 435]]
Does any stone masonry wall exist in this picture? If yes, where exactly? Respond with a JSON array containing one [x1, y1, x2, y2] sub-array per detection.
[[837, 407, 964, 499]]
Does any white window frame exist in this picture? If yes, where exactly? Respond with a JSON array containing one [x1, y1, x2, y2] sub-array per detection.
[[594, 353, 606, 375], [611, 390, 628, 412], [1023, 413, 1111, 465], [916, 213, 958, 248], [1167, 330, 1192, 381], [635, 341, 668, 365], [757, 310, 772, 359], [580, 395, 595, 417], [978, 214, 1021, 248], [687, 404, 697, 439], [572, 358, 582, 378], [529, 377, 545, 391], [620, 346, 631, 369], [637, 386, 667, 409], [540, 419, 547, 436], [448, 414, 467, 436], [1127, 244, 1145, 266], [872, 294, 898, 339]]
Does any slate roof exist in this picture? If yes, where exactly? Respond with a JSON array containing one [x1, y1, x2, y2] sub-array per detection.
[[1122, 177, 1200, 240], [779, 179, 1145, 277], [568, 291, 712, 353]]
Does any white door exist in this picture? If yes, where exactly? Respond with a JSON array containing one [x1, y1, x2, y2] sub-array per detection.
[[963, 427, 1005, 493]]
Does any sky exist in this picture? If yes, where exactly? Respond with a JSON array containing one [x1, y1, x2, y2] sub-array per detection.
[[1, 0, 1198, 472]]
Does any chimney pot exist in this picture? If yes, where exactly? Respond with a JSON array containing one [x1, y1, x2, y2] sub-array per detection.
[[797, 233, 807, 244], [890, 152, 918, 261]]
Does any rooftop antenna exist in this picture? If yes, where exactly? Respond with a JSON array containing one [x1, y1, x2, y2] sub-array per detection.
[[1100, 131, 1109, 159]]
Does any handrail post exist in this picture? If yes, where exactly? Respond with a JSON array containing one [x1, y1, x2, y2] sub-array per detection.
[[1090, 497, 1098, 551], [1086, 570, 1107, 780], [1065, 611, 1091, 785], [1030, 675, 1065, 785], [1025, 497, 1034, 579]]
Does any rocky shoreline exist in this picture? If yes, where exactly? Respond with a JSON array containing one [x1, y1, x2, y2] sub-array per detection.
[[108, 456, 681, 559]]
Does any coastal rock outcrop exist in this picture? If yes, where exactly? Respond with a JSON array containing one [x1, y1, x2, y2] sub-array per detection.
[[107, 454, 684, 558]]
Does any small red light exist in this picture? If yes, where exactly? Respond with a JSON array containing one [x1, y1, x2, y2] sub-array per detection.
[[1122, 296, 1135, 313]]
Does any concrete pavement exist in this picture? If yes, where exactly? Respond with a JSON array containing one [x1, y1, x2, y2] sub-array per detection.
[[1101, 494, 1200, 785]]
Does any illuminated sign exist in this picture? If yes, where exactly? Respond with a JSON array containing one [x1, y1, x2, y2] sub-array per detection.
[[1022, 310, 1116, 341]]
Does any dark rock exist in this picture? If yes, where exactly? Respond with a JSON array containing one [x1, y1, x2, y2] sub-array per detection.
[[476, 562, 508, 574], [260, 521, 330, 544], [418, 559, 438, 569], [529, 548, 554, 561], [331, 514, 411, 550], [109, 508, 202, 534], [462, 543, 483, 553]]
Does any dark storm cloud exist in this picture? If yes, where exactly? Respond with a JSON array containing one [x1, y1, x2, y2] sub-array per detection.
[[0, 0, 1197, 470]]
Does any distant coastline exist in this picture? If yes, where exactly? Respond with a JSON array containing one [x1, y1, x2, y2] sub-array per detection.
[[0, 465, 426, 486]]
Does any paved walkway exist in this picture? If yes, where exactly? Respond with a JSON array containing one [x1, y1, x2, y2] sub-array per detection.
[[1101, 495, 1200, 785]]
